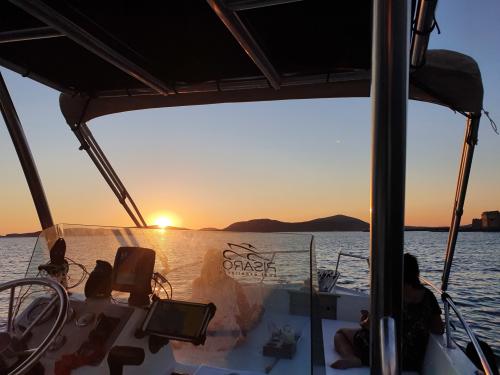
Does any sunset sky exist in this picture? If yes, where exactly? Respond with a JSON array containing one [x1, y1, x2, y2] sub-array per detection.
[[1, 0, 499, 235]]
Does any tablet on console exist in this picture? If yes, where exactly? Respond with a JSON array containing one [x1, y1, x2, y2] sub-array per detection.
[[142, 299, 216, 345]]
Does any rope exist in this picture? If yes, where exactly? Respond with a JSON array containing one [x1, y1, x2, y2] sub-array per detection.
[[412, 17, 440, 36], [411, 0, 440, 37], [482, 109, 499, 135], [434, 18, 441, 34]]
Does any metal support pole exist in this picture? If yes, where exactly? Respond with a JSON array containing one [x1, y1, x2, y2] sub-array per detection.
[[442, 115, 480, 291], [410, 0, 438, 68], [11, 0, 173, 95], [82, 124, 147, 227], [0, 26, 63, 44], [69, 122, 147, 228], [7, 287, 15, 332], [225, 0, 302, 11], [370, 0, 410, 373], [0, 72, 54, 229], [379, 317, 397, 375], [207, 0, 281, 90]]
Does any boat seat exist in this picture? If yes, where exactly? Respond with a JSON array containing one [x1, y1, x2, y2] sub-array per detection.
[[322, 319, 419, 375]]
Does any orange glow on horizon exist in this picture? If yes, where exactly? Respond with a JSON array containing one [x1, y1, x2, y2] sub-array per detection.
[[154, 216, 172, 228], [149, 212, 181, 229]]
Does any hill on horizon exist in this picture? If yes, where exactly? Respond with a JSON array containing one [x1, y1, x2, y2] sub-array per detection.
[[7, 214, 496, 236], [223, 214, 369, 232]]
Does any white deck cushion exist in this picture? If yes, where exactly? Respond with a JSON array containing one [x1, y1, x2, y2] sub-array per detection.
[[322, 319, 419, 375]]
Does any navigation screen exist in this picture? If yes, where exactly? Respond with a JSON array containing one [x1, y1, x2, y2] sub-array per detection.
[[112, 247, 155, 293], [115, 257, 137, 285], [143, 300, 215, 344]]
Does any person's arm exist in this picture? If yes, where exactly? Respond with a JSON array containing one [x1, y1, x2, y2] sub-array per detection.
[[427, 288, 445, 335], [359, 310, 370, 329], [430, 313, 444, 335], [234, 281, 264, 334]]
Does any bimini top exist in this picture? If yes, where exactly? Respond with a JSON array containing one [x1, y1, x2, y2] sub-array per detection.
[[0, 1, 483, 124]]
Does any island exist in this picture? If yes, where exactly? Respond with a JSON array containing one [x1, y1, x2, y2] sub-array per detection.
[[223, 215, 369, 232], [2, 210, 498, 236]]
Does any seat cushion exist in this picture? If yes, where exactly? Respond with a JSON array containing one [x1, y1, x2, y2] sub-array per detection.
[[322, 319, 419, 375], [323, 319, 370, 375]]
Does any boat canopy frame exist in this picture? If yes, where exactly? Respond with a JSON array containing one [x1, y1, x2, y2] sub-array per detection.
[[0, 0, 484, 117], [0, 0, 492, 373]]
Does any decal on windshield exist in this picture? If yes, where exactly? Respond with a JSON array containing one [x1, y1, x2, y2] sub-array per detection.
[[222, 243, 277, 278]]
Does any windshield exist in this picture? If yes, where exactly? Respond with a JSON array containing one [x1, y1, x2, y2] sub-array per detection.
[[27, 224, 320, 374]]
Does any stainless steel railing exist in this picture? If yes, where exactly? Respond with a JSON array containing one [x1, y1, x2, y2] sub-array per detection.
[[420, 277, 494, 375], [334, 251, 369, 276], [379, 316, 398, 375]]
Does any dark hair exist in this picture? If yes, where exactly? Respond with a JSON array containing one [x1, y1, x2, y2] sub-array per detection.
[[404, 253, 421, 287]]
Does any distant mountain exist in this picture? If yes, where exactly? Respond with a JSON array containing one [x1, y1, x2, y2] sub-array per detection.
[[4, 218, 495, 237], [0, 231, 41, 238], [147, 225, 189, 230], [223, 215, 370, 232]]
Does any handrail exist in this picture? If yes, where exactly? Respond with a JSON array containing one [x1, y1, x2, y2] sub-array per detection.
[[379, 316, 398, 375], [334, 251, 369, 275], [420, 277, 494, 375], [444, 296, 494, 375]]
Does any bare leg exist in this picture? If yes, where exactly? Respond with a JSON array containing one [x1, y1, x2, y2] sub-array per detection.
[[331, 329, 363, 369], [334, 329, 356, 357]]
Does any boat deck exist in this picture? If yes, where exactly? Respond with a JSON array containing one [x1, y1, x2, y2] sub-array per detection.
[[173, 309, 311, 375]]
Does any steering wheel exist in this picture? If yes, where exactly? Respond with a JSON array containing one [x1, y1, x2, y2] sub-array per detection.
[[0, 278, 68, 375]]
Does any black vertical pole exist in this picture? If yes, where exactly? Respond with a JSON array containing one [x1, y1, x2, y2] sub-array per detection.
[[442, 115, 480, 291], [370, 0, 410, 373], [0, 72, 54, 229]]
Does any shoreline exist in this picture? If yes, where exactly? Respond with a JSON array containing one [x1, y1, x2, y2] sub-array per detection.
[[2, 228, 499, 238]]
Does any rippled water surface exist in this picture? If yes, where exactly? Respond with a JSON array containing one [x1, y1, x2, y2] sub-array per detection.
[[0, 231, 498, 356]]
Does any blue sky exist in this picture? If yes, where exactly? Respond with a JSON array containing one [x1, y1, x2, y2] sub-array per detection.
[[1, 0, 499, 233]]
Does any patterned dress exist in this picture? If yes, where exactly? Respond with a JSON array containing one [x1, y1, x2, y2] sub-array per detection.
[[402, 286, 441, 370], [352, 286, 441, 371]]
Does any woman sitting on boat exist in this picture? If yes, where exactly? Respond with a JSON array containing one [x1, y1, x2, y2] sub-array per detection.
[[191, 248, 264, 349], [332, 253, 444, 371]]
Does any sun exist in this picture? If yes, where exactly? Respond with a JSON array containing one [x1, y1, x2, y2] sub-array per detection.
[[149, 211, 181, 229], [154, 216, 173, 229]]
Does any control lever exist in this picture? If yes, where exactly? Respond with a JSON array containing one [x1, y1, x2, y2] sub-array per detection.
[[107, 346, 145, 375], [38, 238, 69, 287]]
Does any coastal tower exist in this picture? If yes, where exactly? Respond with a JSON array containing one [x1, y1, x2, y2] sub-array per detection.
[[481, 211, 500, 230]]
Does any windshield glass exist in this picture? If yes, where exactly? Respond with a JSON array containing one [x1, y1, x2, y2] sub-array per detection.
[[27, 224, 320, 374]]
